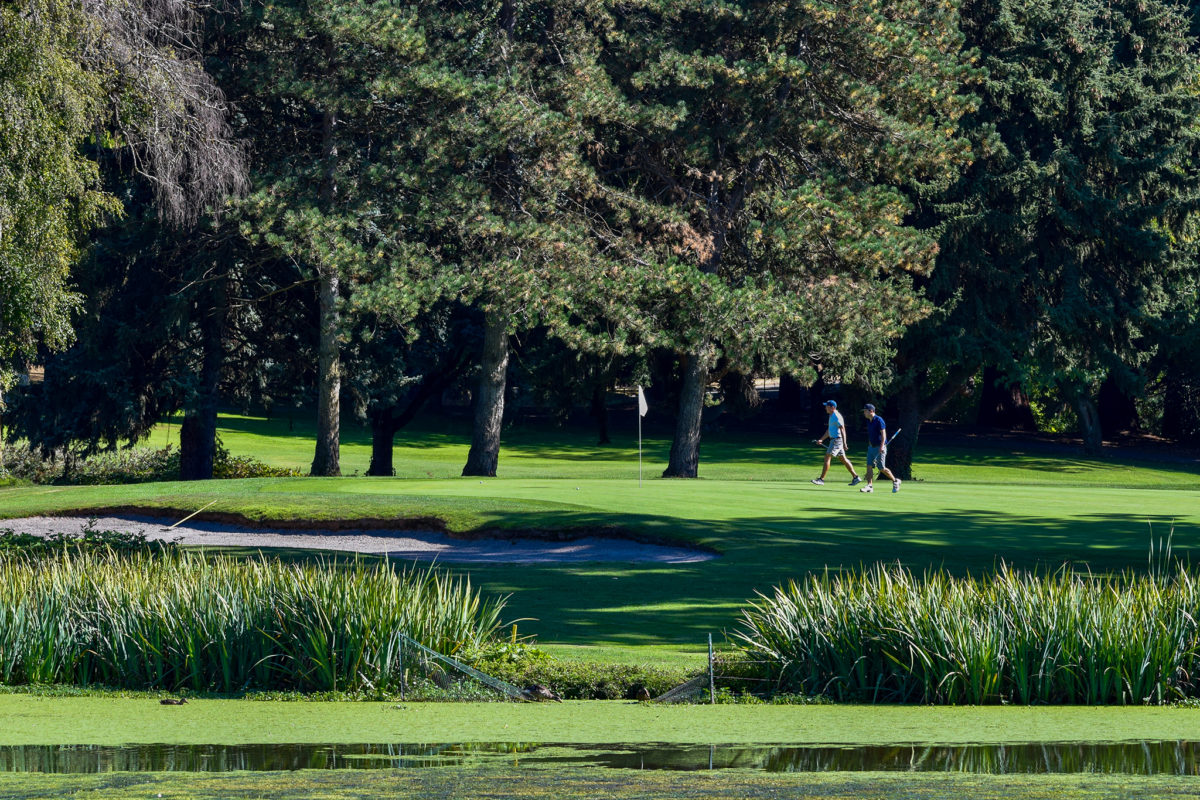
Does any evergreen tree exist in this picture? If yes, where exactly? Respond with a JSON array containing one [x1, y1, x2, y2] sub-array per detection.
[[590, 0, 976, 477], [889, 0, 1200, 475], [226, 1, 443, 476], [393, 0, 651, 477]]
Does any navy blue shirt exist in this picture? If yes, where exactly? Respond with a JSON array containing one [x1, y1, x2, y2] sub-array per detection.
[[868, 415, 886, 447]]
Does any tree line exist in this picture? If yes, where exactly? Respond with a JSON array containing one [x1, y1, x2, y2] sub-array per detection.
[[3, 0, 1199, 481]]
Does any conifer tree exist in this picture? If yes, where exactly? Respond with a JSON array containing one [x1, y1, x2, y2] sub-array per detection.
[[396, 0, 651, 477], [889, 0, 1200, 474], [586, 0, 976, 477], [228, 1, 441, 476]]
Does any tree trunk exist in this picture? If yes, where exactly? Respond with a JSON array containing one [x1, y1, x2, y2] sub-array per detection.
[[591, 383, 610, 445], [310, 266, 342, 476], [180, 279, 225, 481], [663, 349, 709, 478], [1074, 393, 1103, 455], [976, 365, 1037, 431], [310, 97, 341, 478], [367, 408, 396, 477], [1097, 373, 1137, 436], [462, 311, 509, 477], [777, 372, 805, 414], [720, 370, 762, 418], [1163, 374, 1200, 444], [889, 384, 923, 482]]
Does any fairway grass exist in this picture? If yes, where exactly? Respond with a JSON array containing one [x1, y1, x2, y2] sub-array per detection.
[[3, 770, 1198, 800], [2, 413, 1199, 662]]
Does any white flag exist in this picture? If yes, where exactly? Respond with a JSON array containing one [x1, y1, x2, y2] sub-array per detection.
[[637, 386, 649, 417]]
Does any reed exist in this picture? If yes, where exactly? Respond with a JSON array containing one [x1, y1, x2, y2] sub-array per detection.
[[0, 550, 505, 692], [734, 563, 1200, 705]]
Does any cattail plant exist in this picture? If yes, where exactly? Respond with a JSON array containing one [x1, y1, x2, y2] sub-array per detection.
[[0, 550, 505, 692], [735, 562, 1200, 705]]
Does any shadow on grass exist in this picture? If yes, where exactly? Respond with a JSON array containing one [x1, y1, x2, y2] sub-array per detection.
[[410, 505, 1196, 648]]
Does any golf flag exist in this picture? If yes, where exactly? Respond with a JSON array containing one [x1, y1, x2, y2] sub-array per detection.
[[636, 386, 647, 487]]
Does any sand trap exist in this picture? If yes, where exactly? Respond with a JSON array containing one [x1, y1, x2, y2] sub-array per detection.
[[0, 515, 716, 564]]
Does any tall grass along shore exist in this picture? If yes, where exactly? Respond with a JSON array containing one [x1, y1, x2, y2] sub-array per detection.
[[736, 563, 1200, 705], [0, 550, 505, 692]]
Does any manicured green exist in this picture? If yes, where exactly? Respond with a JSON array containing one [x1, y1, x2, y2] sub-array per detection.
[[4, 695, 1200, 745], [2, 414, 1198, 665]]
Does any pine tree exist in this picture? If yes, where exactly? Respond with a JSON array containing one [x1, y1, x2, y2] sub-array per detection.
[[589, 0, 976, 477], [889, 0, 1200, 475], [227, 0, 441, 476]]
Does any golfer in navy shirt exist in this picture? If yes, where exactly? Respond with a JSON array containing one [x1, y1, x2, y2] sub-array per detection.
[[861, 404, 901, 493]]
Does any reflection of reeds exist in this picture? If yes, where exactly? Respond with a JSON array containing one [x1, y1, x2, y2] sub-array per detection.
[[736, 563, 1200, 704], [1, 741, 1198, 776], [0, 551, 504, 692]]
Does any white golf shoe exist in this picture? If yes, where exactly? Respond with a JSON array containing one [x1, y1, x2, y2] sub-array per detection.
[[892, 478, 902, 493], [811, 478, 825, 486], [860, 485, 873, 493]]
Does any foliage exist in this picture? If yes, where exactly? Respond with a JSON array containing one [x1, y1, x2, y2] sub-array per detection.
[[0, 0, 114, 384], [0, 525, 177, 559], [482, 657, 690, 701], [0, 0, 244, 391], [592, 0, 979, 380], [0, 440, 297, 485], [0, 551, 506, 691], [736, 562, 1200, 705], [890, 0, 1200, 465]]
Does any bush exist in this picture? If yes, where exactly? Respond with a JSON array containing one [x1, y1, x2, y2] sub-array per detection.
[[481, 656, 691, 700], [1, 440, 299, 485], [735, 563, 1200, 705], [0, 524, 178, 559]]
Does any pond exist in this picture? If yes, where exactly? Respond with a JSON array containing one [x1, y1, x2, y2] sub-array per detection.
[[3, 741, 1199, 775]]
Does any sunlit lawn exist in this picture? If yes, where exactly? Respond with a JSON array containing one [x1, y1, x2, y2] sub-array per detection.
[[3, 412, 1199, 663]]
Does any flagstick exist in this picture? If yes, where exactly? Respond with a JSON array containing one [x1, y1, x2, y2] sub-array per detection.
[[638, 410, 643, 488]]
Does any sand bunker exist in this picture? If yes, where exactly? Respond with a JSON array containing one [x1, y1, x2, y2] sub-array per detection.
[[0, 515, 716, 564]]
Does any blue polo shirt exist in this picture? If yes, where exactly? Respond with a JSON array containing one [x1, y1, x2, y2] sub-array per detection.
[[868, 415, 886, 447]]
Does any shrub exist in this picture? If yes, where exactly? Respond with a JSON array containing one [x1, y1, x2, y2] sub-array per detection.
[[1, 440, 299, 485], [0, 524, 178, 559], [734, 563, 1200, 705], [481, 656, 691, 700]]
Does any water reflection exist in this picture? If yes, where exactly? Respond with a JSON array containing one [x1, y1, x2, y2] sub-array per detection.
[[2, 741, 1199, 775]]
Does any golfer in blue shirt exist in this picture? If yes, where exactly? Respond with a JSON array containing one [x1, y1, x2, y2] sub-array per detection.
[[811, 400, 862, 487], [861, 404, 901, 493]]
